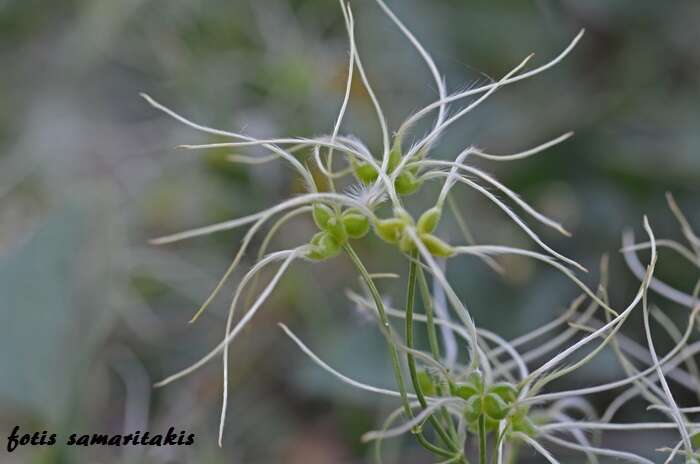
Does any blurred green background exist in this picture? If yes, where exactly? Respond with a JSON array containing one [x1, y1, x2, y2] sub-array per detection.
[[1, 0, 698, 462]]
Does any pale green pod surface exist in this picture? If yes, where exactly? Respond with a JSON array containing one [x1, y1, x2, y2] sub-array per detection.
[[307, 231, 341, 261], [463, 395, 482, 423], [511, 414, 537, 437], [394, 171, 421, 196], [451, 382, 479, 401], [417, 370, 436, 396], [489, 382, 518, 404], [324, 216, 347, 245], [312, 203, 334, 230], [692, 432, 700, 450], [352, 160, 379, 184], [341, 209, 370, 239], [387, 141, 402, 173], [482, 392, 509, 421], [399, 233, 415, 253], [417, 207, 442, 234], [466, 371, 484, 392], [375, 218, 405, 244], [421, 233, 455, 257]]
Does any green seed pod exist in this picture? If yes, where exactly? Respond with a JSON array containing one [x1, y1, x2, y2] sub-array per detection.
[[399, 233, 415, 253], [387, 141, 402, 173], [488, 382, 518, 404], [482, 392, 510, 421], [512, 415, 537, 437], [352, 160, 379, 184], [417, 207, 442, 234], [484, 416, 500, 432], [394, 171, 421, 196], [375, 218, 405, 244], [341, 209, 370, 239], [420, 233, 455, 257], [466, 371, 484, 392], [324, 217, 348, 245], [451, 382, 479, 400], [312, 203, 334, 230], [463, 395, 482, 423], [306, 232, 341, 261], [417, 370, 436, 396]]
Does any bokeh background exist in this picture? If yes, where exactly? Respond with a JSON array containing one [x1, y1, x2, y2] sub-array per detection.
[[1, 0, 699, 462]]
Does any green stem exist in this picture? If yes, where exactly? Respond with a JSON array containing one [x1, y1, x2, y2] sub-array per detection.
[[417, 265, 461, 444], [417, 265, 442, 360], [479, 415, 487, 464], [405, 250, 458, 453], [343, 244, 453, 458]]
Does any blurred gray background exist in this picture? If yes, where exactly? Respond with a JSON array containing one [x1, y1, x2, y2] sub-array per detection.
[[1, 0, 699, 462]]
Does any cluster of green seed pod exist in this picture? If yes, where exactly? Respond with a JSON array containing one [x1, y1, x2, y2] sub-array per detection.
[[450, 372, 537, 437], [351, 142, 422, 196], [307, 203, 370, 260], [375, 207, 455, 257]]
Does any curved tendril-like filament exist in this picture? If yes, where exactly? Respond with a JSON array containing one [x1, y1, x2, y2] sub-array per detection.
[[396, 30, 584, 141], [155, 248, 301, 390], [424, 172, 586, 272], [396, 54, 535, 175], [150, 192, 376, 245], [140, 93, 316, 191]]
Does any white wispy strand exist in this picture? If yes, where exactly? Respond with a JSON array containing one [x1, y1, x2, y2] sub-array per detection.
[[640, 218, 693, 459], [542, 434, 654, 464], [424, 157, 571, 236], [525, 303, 700, 405], [326, 1, 357, 185], [150, 192, 375, 245], [155, 248, 301, 390], [433, 258, 458, 368], [278, 323, 412, 399], [373, 0, 448, 132], [361, 397, 463, 442], [471, 131, 574, 162], [514, 433, 560, 463], [397, 30, 584, 139], [397, 54, 535, 174], [453, 246, 609, 313], [423, 171, 585, 271], [623, 230, 699, 308], [140, 93, 316, 191], [520, 229, 656, 394], [339, 1, 390, 160]]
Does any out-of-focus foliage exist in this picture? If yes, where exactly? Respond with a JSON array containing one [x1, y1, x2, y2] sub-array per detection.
[[0, 0, 698, 462]]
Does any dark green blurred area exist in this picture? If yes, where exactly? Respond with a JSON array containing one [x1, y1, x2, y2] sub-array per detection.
[[0, 0, 698, 463]]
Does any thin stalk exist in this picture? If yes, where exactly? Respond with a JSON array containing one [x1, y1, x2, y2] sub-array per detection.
[[479, 415, 488, 464], [417, 265, 442, 360], [417, 263, 461, 444], [343, 244, 453, 458], [405, 250, 459, 453]]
